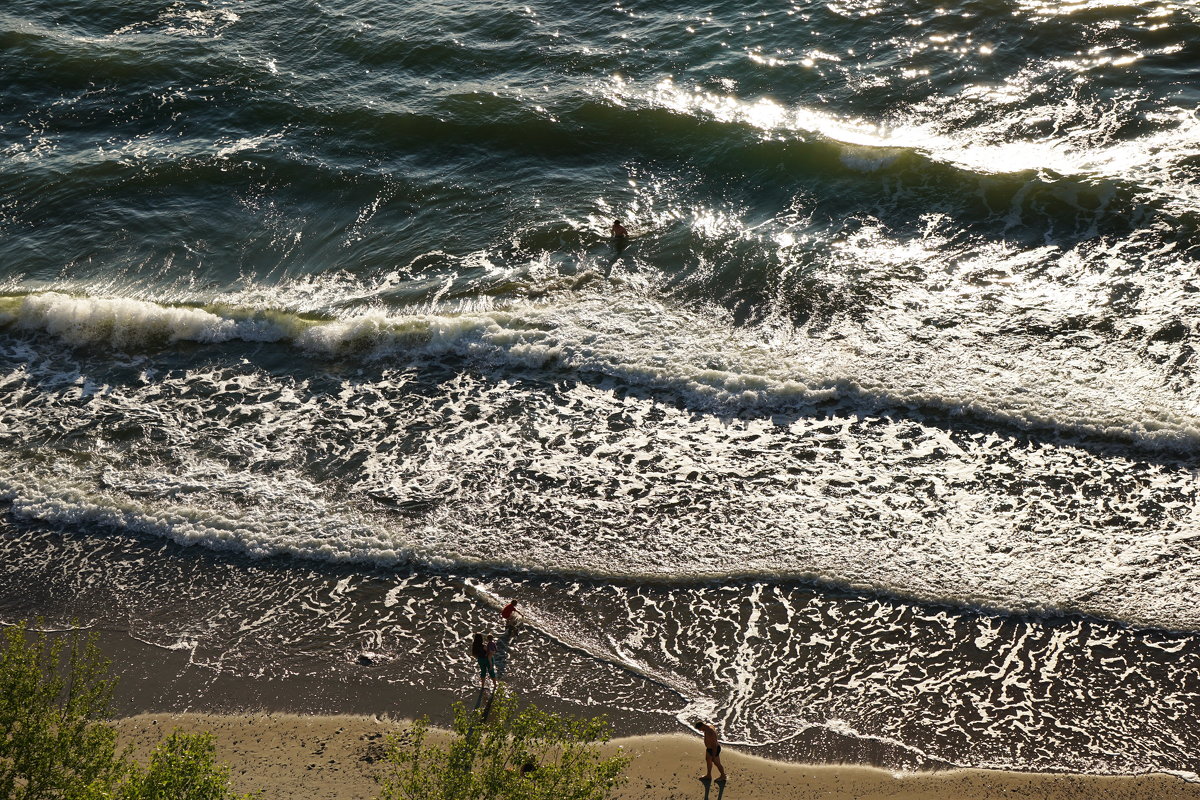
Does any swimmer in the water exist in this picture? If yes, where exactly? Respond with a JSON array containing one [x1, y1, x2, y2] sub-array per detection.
[[611, 219, 629, 256]]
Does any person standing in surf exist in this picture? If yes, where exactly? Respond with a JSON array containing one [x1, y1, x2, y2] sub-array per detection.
[[501, 599, 520, 630], [693, 719, 727, 782], [485, 634, 499, 680], [472, 632, 496, 690]]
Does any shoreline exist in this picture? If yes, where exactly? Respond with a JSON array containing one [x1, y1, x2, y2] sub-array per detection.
[[114, 712, 1200, 800], [75, 623, 936, 769]]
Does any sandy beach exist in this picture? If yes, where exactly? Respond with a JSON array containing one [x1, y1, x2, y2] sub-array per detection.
[[114, 712, 1200, 800]]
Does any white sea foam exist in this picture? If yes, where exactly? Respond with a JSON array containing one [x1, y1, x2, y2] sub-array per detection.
[[14, 292, 292, 347], [6, 290, 1199, 452], [3, 287, 1200, 630]]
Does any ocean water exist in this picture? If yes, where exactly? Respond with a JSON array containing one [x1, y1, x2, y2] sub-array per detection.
[[3, 0, 1200, 778]]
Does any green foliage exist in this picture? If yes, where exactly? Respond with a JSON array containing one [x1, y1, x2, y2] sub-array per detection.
[[118, 732, 257, 800], [378, 688, 629, 800], [0, 622, 123, 799], [0, 620, 256, 800]]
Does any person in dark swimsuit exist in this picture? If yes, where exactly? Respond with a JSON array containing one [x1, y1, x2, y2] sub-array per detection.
[[472, 632, 496, 689], [611, 219, 629, 254], [693, 720, 727, 781], [485, 634, 498, 680]]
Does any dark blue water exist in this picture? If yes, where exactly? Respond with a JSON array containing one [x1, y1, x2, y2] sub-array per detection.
[[3, 0, 1200, 778]]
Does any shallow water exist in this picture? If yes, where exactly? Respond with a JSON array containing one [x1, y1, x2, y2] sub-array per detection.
[[3, 0, 1200, 778]]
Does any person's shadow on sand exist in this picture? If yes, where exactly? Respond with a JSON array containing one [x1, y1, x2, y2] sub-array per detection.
[[700, 777, 726, 800], [494, 629, 516, 678], [473, 686, 496, 718]]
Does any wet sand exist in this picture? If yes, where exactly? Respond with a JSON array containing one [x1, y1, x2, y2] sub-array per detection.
[[114, 712, 1200, 800]]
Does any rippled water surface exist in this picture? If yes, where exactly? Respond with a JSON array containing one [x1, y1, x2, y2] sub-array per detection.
[[3, 0, 1200, 778]]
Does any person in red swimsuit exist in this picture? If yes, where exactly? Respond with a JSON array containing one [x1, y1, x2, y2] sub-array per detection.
[[501, 599, 520, 629]]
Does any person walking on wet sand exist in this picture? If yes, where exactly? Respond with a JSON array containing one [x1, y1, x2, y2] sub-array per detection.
[[472, 632, 496, 690], [694, 720, 726, 782]]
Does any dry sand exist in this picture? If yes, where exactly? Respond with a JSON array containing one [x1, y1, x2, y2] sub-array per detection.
[[114, 712, 1200, 800]]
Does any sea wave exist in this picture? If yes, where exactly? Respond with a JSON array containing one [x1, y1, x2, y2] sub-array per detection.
[[2, 442, 1199, 633], [4, 287, 1198, 637], [7, 88, 1195, 245], [3, 290, 1198, 453]]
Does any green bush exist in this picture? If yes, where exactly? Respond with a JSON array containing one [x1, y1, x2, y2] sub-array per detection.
[[0, 621, 255, 800], [119, 732, 253, 800], [0, 622, 123, 799], [378, 688, 629, 800]]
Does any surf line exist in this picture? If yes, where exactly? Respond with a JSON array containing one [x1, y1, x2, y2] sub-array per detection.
[[463, 579, 701, 701]]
